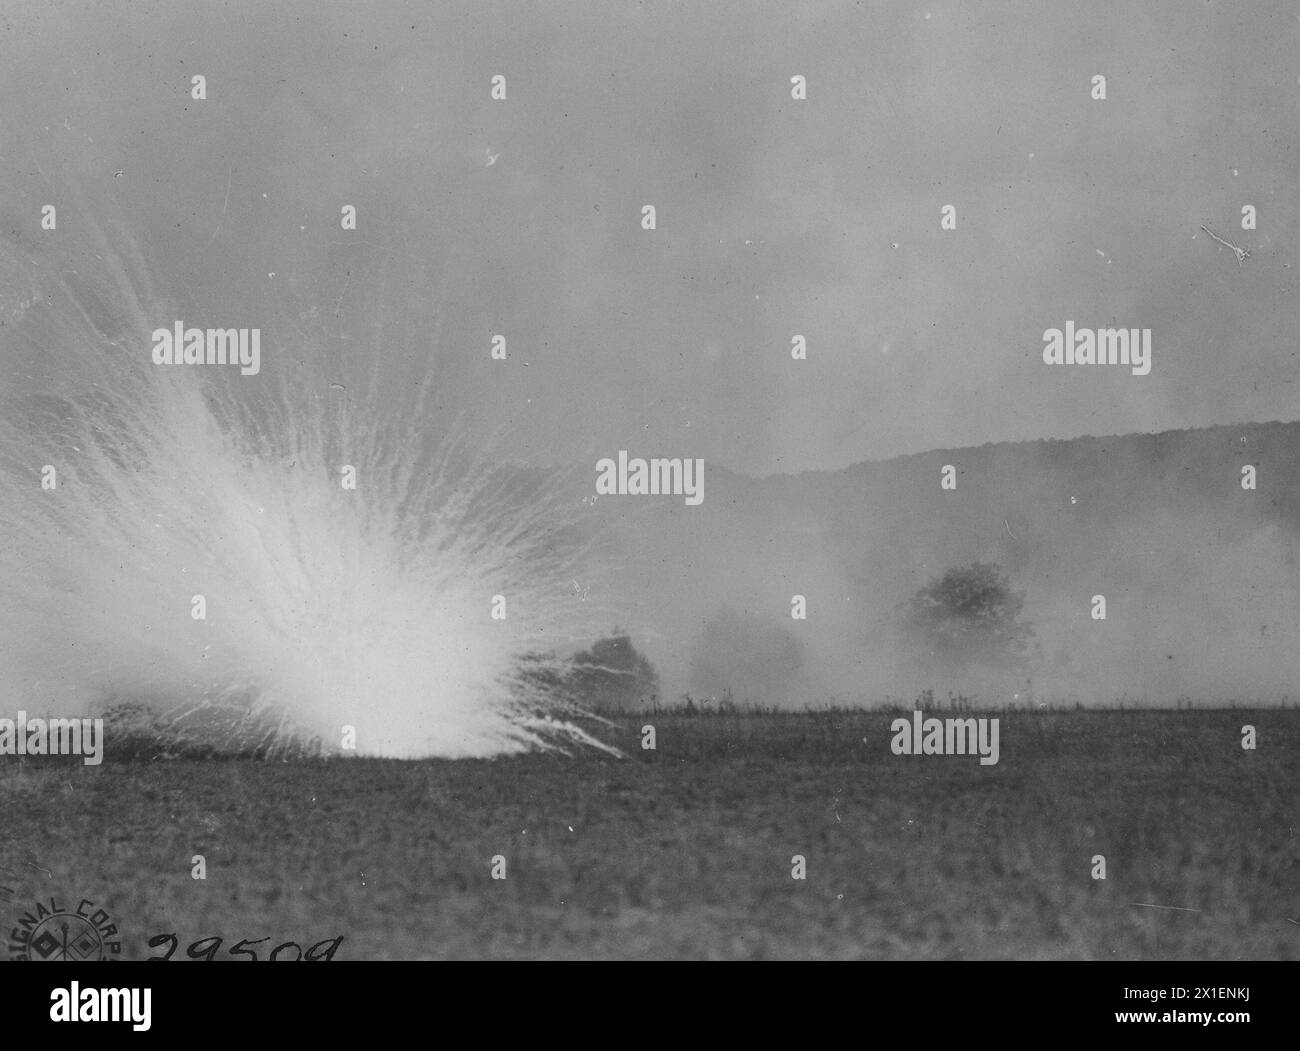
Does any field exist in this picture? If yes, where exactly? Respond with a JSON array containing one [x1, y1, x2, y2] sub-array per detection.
[[1, 708, 1296, 960]]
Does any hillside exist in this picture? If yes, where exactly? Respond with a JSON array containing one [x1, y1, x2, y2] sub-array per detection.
[[589, 421, 1300, 706]]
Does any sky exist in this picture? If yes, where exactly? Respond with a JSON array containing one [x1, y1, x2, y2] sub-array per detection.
[[3, 0, 1298, 475]]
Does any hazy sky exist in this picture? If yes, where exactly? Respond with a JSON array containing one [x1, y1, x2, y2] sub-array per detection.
[[4, 0, 1298, 474]]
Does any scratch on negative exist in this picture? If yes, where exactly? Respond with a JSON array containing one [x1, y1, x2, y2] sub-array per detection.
[[205, 165, 234, 247], [335, 273, 352, 318], [1131, 903, 1201, 913], [1199, 225, 1250, 266]]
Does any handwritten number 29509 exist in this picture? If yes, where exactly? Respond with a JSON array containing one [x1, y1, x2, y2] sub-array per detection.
[[147, 933, 343, 961]]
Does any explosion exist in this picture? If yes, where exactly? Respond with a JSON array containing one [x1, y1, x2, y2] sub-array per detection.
[[0, 208, 615, 759]]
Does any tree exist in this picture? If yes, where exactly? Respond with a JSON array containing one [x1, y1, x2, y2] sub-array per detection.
[[900, 562, 1033, 671], [566, 630, 659, 712]]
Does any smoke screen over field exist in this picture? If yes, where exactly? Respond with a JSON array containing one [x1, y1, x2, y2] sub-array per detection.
[[2, 0, 1299, 729]]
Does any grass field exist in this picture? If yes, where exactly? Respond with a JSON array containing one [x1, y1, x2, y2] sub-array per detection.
[[1, 708, 1296, 960]]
